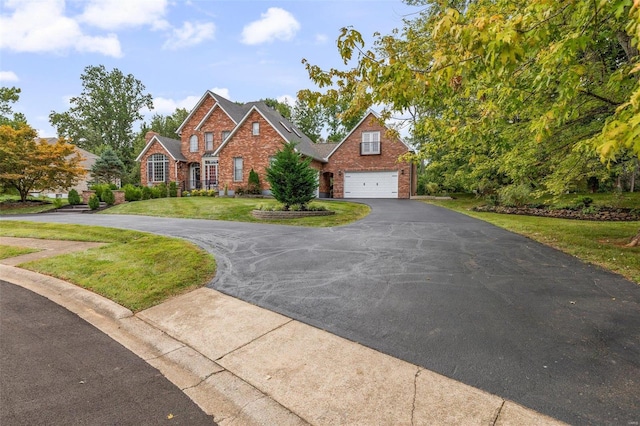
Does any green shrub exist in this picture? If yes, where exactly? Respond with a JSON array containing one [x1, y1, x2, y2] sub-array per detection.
[[52, 197, 64, 208], [576, 196, 593, 208], [141, 186, 152, 200], [425, 182, 440, 195], [153, 182, 168, 198], [67, 189, 81, 205], [265, 141, 317, 210], [169, 181, 178, 197], [235, 186, 246, 196], [88, 195, 100, 210], [247, 169, 261, 195], [123, 184, 142, 201], [498, 184, 531, 207], [102, 188, 115, 205]]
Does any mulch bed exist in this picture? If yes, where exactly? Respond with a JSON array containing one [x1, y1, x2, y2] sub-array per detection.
[[473, 205, 640, 221]]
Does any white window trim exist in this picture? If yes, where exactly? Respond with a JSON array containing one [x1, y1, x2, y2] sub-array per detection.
[[252, 122, 259, 136], [147, 153, 168, 183], [361, 131, 381, 155], [205, 132, 214, 151], [233, 157, 243, 182], [189, 134, 198, 152]]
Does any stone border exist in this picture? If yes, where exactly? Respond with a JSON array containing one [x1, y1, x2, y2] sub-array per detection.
[[251, 210, 335, 219]]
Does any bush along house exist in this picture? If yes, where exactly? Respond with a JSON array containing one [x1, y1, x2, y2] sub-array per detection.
[[136, 90, 416, 198]]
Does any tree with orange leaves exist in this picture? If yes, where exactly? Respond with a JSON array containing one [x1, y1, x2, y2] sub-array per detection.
[[0, 123, 86, 202]]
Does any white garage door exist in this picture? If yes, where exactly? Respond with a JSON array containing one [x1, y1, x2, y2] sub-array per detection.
[[344, 171, 398, 198]]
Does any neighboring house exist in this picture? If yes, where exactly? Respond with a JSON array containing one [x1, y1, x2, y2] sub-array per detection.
[[30, 138, 97, 198], [136, 90, 416, 198]]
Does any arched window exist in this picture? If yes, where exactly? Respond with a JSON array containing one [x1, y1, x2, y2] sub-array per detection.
[[189, 134, 198, 152], [147, 153, 168, 183]]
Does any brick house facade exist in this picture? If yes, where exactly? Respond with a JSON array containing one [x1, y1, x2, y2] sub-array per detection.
[[136, 90, 415, 198]]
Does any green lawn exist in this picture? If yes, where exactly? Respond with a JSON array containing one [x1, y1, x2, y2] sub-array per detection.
[[103, 197, 370, 227], [0, 221, 216, 312], [422, 195, 640, 284], [0, 245, 40, 259]]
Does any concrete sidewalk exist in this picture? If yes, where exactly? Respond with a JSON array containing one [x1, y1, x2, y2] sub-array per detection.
[[0, 239, 565, 425]]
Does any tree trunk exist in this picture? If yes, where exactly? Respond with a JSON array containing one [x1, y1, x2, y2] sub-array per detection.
[[631, 158, 638, 193], [617, 31, 640, 62], [627, 229, 640, 248]]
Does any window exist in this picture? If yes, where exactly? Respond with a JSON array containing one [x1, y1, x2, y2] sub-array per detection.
[[361, 131, 381, 155], [189, 134, 198, 152], [233, 157, 243, 181], [222, 130, 231, 142], [205, 132, 213, 151], [147, 153, 168, 183], [252, 122, 259, 135]]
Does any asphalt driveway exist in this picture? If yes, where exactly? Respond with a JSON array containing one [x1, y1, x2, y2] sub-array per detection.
[[5, 199, 639, 425]]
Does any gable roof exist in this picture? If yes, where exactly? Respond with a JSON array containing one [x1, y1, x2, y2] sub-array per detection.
[[212, 101, 328, 162], [39, 137, 98, 170], [135, 135, 186, 162], [177, 91, 249, 135], [325, 110, 412, 159]]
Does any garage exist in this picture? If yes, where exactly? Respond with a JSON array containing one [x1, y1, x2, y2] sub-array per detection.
[[343, 171, 398, 198]]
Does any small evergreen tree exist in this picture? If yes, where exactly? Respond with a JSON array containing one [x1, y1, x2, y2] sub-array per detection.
[[102, 187, 115, 205], [88, 194, 100, 210], [247, 169, 261, 195], [265, 142, 318, 210], [91, 147, 125, 185], [67, 188, 81, 205]]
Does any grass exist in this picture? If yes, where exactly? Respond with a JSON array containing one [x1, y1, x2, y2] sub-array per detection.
[[422, 194, 640, 284], [0, 245, 40, 259], [0, 195, 62, 214], [0, 221, 216, 312], [103, 197, 370, 227]]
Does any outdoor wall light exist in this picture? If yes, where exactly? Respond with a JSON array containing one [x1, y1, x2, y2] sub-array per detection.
[[338, 170, 342, 176]]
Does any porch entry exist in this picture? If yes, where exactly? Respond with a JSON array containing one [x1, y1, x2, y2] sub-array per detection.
[[189, 163, 201, 189], [204, 157, 218, 189]]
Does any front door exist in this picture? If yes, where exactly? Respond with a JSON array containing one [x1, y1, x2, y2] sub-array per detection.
[[190, 163, 201, 189]]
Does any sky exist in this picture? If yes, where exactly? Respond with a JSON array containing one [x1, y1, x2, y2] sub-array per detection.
[[0, 0, 420, 138]]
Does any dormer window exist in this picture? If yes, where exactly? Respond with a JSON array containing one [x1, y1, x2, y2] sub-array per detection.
[[252, 122, 260, 135], [361, 131, 380, 155], [189, 134, 198, 152]]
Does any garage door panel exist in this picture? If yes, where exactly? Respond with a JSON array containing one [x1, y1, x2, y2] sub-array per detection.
[[344, 171, 398, 198]]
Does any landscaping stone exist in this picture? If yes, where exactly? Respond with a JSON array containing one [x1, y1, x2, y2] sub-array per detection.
[[472, 205, 639, 221], [251, 210, 335, 219]]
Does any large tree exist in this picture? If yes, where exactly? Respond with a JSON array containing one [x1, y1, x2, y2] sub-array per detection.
[[0, 86, 27, 127], [49, 65, 153, 169], [0, 124, 86, 201], [303, 0, 640, 243]]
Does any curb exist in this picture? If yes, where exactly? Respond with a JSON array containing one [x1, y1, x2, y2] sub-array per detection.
[[0, 265, 307, 426]]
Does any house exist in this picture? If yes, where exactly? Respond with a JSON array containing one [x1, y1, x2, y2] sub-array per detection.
[[136, 90, 416, 199], [30, 138, 98, 198]]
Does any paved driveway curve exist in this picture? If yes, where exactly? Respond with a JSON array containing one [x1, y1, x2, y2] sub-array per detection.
[[5, 200, 639, 425]]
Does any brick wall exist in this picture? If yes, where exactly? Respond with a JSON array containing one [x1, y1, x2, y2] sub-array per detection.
[[217, 110, 288, 192], [139, 138, 179, 186], [180, 97, 236, 162], [322, 114, 413, 198]]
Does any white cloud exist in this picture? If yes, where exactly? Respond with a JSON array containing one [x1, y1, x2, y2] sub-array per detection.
[[0, 71, 19, 82], [163, 21, 215, 50], [148, 95, 201, 114], [0, 0, 122, 57], [79, 0, 169, 30], [210, 87, 231, 100], [315, 34, 328, 45], [277, 95, 295, 107], [241, 7, 300, 45]]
